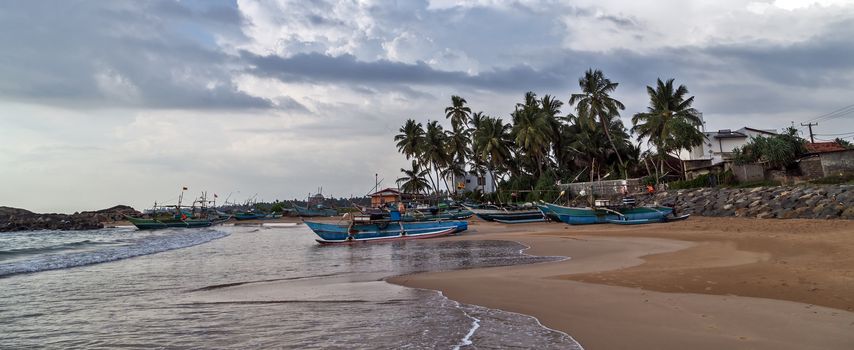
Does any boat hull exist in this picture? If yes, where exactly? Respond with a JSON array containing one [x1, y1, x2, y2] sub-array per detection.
[[471, 209, 543, 222], [126, 216, 229, 230], [548, 203, 674, 225], [402, 209, 473, 222], [536, 204, 561, 221], [305, 220, 468, 244]]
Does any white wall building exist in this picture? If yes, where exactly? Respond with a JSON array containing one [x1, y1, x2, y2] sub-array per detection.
[[449, 171, 496, 194], [688, 127, 777, 165]]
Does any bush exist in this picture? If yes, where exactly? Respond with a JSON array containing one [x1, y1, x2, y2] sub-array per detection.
[[668, 174, 713, 189], [667, 170, 735, 190]]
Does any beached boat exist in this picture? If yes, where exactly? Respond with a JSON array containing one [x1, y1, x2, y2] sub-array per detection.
[[305, 212, 468, 244], [546, 203, 676, 225], [536, 203, 560, 221], [465, 205, 543, 222], [402, 207, 473, 222], [489, 211, 546, 224]]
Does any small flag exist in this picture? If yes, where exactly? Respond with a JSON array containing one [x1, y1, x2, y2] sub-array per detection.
[[182, 186, 188, 191]]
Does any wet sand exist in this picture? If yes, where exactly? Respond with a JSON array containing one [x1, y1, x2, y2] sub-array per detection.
[[388, 217, 854, 349]]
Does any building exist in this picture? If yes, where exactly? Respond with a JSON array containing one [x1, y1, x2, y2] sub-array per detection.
[[369, 188, 402, 208], [687, 127, 777, 165], [682, 127, 777, 180], [450, 171, 496, 194]]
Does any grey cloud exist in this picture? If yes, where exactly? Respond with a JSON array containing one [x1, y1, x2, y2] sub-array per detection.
[[0, 1, 274, 110], [242, 51, 569, 91]]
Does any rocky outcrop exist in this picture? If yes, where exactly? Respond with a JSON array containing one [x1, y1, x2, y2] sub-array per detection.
[[0, 205, 141, 232], [636, 185, 853, 220]]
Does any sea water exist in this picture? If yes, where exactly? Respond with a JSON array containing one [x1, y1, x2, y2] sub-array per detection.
[[0, 224, 583, 349]]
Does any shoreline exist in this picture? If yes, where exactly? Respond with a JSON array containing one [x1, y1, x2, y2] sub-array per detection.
[[387, 217, 854, 349]]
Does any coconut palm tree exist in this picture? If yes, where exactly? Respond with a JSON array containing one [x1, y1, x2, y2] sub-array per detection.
[[569, 69, 627, 176], [397, 160, 432, 194], [394, 119, 425, 160], [511, 105, 551, 177], [444, 95, 472, 131], [631, 78, 704, 180], [423, 120, 450, 194], [473, 117, 514, 196]]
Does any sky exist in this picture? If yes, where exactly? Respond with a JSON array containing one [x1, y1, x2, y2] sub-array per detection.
[[1, 0, 853, 213]]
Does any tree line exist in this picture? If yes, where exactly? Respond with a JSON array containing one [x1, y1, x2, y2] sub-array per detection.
[[394, 69, 706, 200]]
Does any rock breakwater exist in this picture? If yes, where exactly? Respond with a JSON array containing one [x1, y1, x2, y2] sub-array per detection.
[[637, 185, 853, 220]]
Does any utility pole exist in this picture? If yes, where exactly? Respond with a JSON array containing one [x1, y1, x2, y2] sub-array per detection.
[[801, 122, 818, 143]]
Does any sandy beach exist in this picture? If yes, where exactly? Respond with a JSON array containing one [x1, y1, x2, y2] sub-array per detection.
[[388, 217, 854, 349]]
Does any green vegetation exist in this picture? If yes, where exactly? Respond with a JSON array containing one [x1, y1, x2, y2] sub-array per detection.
[[732, 127, 806, 169], [393, 69, 706, 201]]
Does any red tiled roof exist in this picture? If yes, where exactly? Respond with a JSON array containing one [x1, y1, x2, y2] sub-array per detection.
[[805, 142, 846, 154]]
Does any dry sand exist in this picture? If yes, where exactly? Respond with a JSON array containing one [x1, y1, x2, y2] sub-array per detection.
[[388, 217, 854, 349]]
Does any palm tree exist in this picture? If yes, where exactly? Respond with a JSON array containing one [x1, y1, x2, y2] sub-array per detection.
[[394, 119, 425, 160], [569, 69, 627, 176], [631, 78, 704, 181], [424, 120, 450, 195], [540, 94, 565, 169], [397, 160, 432, 194], [444, 95, 472, 131], [511, 105, 551, 177], [473, 117, 513, 197]]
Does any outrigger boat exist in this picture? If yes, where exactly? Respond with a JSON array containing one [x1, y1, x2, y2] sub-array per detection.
[[233, 211, 283, 220], [545, 202, 686, 225], [536, 203, 561, 221], [464, 205, 544, 223], [127, 189, 230, 230], [402, 207, 473, 222], [305, 210, 467, 245]]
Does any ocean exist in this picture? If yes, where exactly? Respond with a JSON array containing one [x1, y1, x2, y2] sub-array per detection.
[[0, 223, 583, 349]]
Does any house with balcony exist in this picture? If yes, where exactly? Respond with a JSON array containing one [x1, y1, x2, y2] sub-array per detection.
[[687, 127, 777, 164], [683, 127, 777, 179]]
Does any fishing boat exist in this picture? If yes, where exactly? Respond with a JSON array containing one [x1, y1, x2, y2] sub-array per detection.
[[127, 189, 230, 230], [536, 203, 561, 221], [305, 210, 467, 244], [491, 211, 546, 224], [546, 202, 678, 225], [402, 207, 473, 222], [464, 205, 543, 222], [233, 211, 284, 220]]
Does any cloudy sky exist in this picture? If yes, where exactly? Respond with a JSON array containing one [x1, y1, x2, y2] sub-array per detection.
[[2, 0, 853, 213]]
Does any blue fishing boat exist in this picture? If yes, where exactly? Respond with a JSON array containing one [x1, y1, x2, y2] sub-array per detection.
[[465, 205, 543, 222], [536, 203, 561, 221], [489, 211, 546, 224], [233, 212, 284, 220], [305, 212, 467, 244], [402, 207, 473, 222], [546, 203, 677, 225]]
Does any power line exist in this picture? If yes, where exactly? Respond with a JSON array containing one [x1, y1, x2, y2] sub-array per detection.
[[804, 104, 854, 123], [815, 131, 854, 137]]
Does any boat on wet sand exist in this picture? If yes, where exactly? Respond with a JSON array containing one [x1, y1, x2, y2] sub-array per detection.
[[305, 210, 468, 244], [545, 202, 681, 225]]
